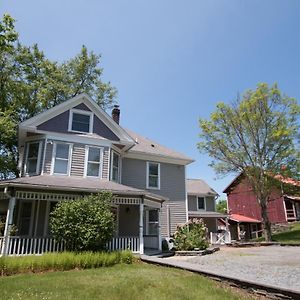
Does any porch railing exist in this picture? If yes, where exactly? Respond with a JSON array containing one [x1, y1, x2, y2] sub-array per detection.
[[210, 231, 231, 244], [2, 237, 66, 256], [106, 237, 140, 253]]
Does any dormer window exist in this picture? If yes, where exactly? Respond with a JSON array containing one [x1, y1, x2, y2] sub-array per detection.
[[25, 141, 42, 175], [68, 109, 93, 133]]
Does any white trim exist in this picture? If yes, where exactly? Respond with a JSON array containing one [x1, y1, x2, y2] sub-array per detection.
[[110, 150, 121, 183], [51, 142, 72, 176], [146, 162, 160, 190], [197, 196, 206, 211], [124, 151, 193, 166], [19, 94, 135, 145], [184, 166, 188, 222], [84, 145, 104, 178], [68, 108, 94, 134]]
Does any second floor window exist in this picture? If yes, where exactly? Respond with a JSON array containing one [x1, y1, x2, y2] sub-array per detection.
[[146, 162, 160, 189], [111, 151, 120, 182], [25, 142, 41, 174], [53, 143, 71, 175], [197, 197, 206, 210], [86, 147, 102, 177]]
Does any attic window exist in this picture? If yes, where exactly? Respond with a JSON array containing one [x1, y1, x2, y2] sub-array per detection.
[[68, 109, 93, 133]]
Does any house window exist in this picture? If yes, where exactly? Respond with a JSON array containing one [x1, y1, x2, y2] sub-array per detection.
[[85, 146, 102, 177], [146, 162, 160, 189], [143, 210, 159, 236], [110, 151, 120, 182], [197, 197, 206, 210], [25, 142, 41, 174], [53, 143, 71, 175], [69, 109, 93, 133]]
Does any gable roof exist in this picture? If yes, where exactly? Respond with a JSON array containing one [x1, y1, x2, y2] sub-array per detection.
[[19, 93, 135, 147], [124, 129, 194, 165], [186, 178, 218, 196]]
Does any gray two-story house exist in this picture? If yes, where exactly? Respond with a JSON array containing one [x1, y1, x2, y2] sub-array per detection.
[[0, 94, 193, 255]]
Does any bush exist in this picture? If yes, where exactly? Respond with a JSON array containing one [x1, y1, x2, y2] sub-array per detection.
[[173, 218, 209, 251], [50, 192, 115, 251], [0, 251, 134, 276]]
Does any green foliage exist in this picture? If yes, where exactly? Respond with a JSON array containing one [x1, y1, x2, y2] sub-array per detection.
[[173, 219, 209, 251], [198, 83, 300, 241], [0, 14, 117, 179], [0, 251, 133, 276], [216, 199, 227, 214], [50, 193, 115, 251]]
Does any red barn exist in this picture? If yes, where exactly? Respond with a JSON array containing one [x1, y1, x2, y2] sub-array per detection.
[[223, 173, 300, 240]]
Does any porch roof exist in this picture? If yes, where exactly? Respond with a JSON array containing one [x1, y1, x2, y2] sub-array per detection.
[[229, 213, 261, 223], [0, 175, 167, 203], [188, 211, 228, 218], [285, 194, 300, 202]]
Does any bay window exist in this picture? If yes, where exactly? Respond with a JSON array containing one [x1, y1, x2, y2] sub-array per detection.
[[53, 143, 71, 175], [85, 146, 103, 177]]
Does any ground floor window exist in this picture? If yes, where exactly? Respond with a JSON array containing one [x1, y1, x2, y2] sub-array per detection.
[[143, 209, 159, 236]]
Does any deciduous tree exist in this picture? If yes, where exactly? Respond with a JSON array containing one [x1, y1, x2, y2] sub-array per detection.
[[0, 14, 117, 179], [198, 83, 299, 241]]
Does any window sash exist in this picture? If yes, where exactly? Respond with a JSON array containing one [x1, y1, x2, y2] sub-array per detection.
[[197, 197, 205, 210], [53, 143, 70, 175], [147, 162, 160, 189], [26, 142, 40, 174], [111, 151, 120, 182], [86, 147, 102, 177]]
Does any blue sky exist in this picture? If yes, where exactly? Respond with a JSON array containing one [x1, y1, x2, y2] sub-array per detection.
[[1, 1, 300, 197]]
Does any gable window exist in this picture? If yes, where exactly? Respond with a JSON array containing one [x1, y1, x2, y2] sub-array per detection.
[[146, 162, 160, 189], [110, 151, 120, 182], [25, 141, 41, 174], [85, 146, 103, 177], [197, 197, 206, 210], [69, 109, 93, 133], [53, 143, 71, 175]]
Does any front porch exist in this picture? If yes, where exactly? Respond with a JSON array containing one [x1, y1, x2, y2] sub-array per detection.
[[0, 189, 163, 256]]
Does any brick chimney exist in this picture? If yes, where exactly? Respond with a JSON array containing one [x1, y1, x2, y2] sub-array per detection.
[[112, 105, 120, 124]]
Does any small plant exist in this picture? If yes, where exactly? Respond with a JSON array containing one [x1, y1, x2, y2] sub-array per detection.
[[173, 218, 209, 251]]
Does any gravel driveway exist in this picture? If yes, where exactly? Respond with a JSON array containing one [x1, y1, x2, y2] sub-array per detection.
[[165, 246, 300, 293]]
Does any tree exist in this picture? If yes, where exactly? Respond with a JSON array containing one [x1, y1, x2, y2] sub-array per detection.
[[216, 199, 227, 214], [198, 83, 300, 241], [0, 14, 117, 179], [50, 193, 115, 251]]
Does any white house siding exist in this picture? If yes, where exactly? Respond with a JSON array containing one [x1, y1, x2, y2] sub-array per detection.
[[43, 143, 53, 174], [102, 147, 110, 180], [121, 158, 187, 236], [70, 144, 85, 177]]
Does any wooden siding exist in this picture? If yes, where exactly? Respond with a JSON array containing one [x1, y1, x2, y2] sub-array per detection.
[[70, 144, 85, 177], [102, 147, 110, 180], [227, 178, 287, 223], [160, 201, 187, 237], [43, 143, 53, 174]]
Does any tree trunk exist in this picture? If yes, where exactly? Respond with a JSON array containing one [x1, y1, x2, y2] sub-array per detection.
[[260, 200, 272, 241]]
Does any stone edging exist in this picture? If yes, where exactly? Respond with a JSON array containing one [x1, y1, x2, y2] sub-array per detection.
[[175, 247, 220, 256]]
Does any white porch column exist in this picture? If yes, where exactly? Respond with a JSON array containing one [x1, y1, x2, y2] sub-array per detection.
[[158, 208, 162, 251], [225, 217, 229, 232], [139, 202, 144, 254], [1, 196, 16, 256]]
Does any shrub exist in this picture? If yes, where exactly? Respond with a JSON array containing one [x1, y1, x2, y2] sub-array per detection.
[[0, 251, 133, 276], [173, 218, 209, 251], [50, 192, 115, 251]]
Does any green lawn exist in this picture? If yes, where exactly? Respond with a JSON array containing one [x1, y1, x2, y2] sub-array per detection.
[[0, 263, 257, 300], [271, 222, 300, 244]]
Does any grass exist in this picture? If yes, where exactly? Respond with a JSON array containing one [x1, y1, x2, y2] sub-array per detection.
[[0, 251, 133, 276], [0, 263, 259, 300], [254, 222, 300, 244], [271, 222, 300, 244]]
